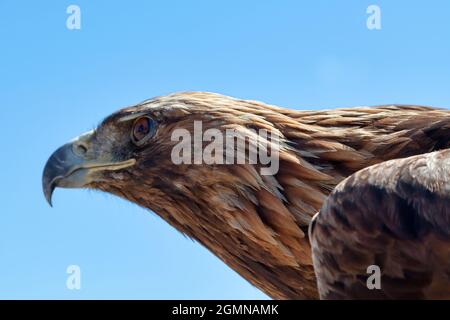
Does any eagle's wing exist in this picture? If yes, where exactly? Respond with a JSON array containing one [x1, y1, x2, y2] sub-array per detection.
[[310, 149, 450, 299]]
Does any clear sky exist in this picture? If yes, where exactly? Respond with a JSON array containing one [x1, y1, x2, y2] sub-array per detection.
[[0, 1, 449, 299]]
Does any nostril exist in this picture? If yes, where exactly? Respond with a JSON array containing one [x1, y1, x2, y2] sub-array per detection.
[[74, 143, 88, 156]]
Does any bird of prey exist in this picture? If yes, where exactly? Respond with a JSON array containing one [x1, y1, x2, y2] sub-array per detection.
[[42, 92, 450, 299], [310, 149, 450, 299]]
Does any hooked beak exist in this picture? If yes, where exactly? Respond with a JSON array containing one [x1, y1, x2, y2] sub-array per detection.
[[42, 131, 136, 207]]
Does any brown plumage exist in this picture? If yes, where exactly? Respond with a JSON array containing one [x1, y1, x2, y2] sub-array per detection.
[[42, 92, 450, 299], [310, 150, 450, 299]]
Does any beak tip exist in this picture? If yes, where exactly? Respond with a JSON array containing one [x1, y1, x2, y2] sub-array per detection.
[[43, 183, 55, 208]]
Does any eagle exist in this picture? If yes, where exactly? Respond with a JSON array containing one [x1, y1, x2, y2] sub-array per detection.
[[42, 92, 450, 299]]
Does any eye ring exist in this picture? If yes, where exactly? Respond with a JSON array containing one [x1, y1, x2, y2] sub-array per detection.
[[131, 116, 156, 146]]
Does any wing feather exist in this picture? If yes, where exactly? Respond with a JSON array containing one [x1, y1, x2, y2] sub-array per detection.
[[310, 149, 450, 299]]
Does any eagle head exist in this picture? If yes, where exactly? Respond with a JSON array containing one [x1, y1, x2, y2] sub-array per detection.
[[42, 92, 288, 234], [42, 92, 322, 299]]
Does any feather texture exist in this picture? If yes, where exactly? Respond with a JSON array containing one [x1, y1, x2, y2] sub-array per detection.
[[310, 150, 450, 299]]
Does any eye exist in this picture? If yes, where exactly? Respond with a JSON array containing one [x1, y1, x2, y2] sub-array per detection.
[[131, 117, 156, 146]]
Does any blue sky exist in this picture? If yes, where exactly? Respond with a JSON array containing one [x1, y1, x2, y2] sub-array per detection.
[[0, 1, 449, 299]]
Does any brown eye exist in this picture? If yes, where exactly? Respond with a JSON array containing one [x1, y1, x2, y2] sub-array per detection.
[[131, 117, 156, 146]]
